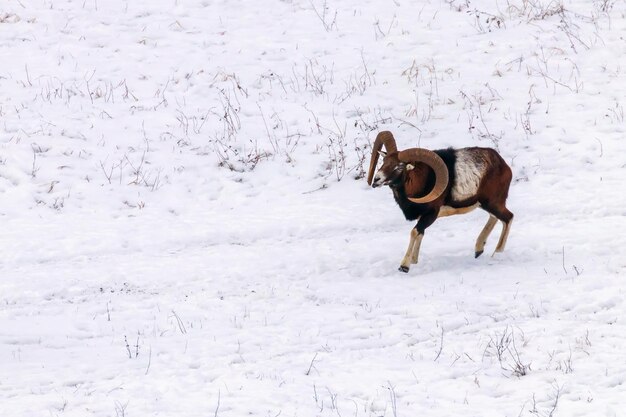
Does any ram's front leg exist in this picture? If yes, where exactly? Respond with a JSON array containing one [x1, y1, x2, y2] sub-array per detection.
[[409, 231, 424, 265], [399, 211, 439, 273], [399, 228, 419, 273]]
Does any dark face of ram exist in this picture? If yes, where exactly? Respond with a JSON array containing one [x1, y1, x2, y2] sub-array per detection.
[[371, 153, 406, 188]]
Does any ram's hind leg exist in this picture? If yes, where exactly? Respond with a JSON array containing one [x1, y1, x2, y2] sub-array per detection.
[[478, 201, 513, 257], [488, 207, 513, 256], [475, 215, 498, 258], [494, 214, 513, 254]]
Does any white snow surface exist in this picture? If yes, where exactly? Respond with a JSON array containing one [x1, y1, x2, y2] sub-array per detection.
[[1, 0, 625, 416]]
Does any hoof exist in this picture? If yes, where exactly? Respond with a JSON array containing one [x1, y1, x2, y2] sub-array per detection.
[[475, 250, 484, 259], [398, 265, 409, 273]]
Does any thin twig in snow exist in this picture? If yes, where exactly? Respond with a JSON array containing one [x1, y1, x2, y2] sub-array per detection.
[[306, 353, 319, 376], [434, 327, 444, 361]]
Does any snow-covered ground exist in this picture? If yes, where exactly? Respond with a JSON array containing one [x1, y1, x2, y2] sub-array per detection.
[[1, 0, 625, 416]]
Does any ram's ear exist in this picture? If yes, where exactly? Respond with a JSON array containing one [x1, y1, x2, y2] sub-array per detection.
[[377, 150, 387, 157], [406, 164, 415, 171]]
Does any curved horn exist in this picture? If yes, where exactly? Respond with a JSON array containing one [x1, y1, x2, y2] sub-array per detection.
[[397, 148, 449, 204], [367, 131, 398, 185]]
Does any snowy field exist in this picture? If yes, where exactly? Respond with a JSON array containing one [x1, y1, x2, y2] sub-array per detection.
[[1, 0, 625, 416]]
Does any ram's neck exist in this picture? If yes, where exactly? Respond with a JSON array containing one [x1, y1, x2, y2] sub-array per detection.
[[391, 183, 421, 221], [390, 169, 437, 221]]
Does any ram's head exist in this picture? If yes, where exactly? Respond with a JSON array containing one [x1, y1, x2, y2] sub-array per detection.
[[367, 131, 449, 203]]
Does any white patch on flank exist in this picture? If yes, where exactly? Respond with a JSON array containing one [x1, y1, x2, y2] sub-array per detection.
[[451, 150, 486, 201]]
